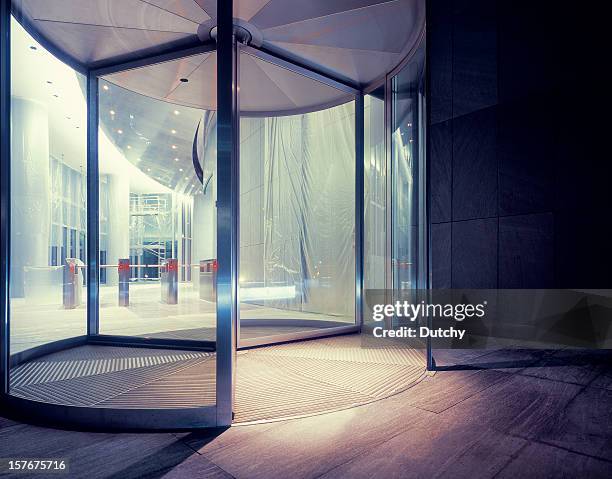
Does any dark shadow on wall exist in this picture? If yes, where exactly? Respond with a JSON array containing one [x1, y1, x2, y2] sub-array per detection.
[[427, 0, 611, 290]]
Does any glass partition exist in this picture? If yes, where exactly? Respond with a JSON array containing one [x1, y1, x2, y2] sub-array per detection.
[[238, 51, 357, 344], [97, 73, 217, 341], [391, 46, 426, 295], [364, 88, 387, 308], [9, 17, 87, 354]]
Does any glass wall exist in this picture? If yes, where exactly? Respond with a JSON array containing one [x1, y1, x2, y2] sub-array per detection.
[[391, 46, 426, 294], [97, 70, 217, 341], [238, 52, 356, 343], [9, 17, 87, 354], [364, 88, 387, 300]]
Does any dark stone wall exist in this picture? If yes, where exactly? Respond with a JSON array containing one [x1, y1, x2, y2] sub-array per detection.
[[428, 0, 611, 288]]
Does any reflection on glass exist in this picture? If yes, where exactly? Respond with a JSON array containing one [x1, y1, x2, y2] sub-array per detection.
[[364, 90, 386, 308], [391, 47, 426, 293], [98, 78, 217, 340], [9, 17, 87, 353], [239, 101, 356, 339]]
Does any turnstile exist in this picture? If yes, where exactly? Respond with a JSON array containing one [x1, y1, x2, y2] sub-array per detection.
[[160, 258, 178, 304], [118, 258, 130, 306], [63, 258, 84, 309], [199, 259, 217, 302]]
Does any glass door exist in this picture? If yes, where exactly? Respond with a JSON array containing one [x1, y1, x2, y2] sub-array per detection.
[[237, 49, 359, 347]]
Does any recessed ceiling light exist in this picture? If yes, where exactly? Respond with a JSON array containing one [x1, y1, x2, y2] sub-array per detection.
[[185, 177, 189, 180], [174, 157, 179, 162], [179, 168, 183, 172], [179, 78, 188, 83], [110, 110, 115, 115], [147, 168, 151, 172], [172, 145, 177, 149], [171, 129, 176, 134], [127, 145, 131, 149], [173, 110, 180, 115], [117, 129, 123, 134], [102, 85, 109, 91], [129, 114, 134, 119]]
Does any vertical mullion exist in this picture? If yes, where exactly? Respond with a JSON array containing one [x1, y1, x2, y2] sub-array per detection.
[[0, 0, 11, 394], [355, 94, 365, 328], [384, 74, 393, 324], [216, 0, 237, 427], [86, 73, 99, 336]]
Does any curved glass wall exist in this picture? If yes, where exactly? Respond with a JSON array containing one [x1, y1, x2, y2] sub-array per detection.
[[9, 17, 87, 354], [238, 51, 356, 344], [98, 72, 217, 341], [391, 45, 427, 294], [364, 88, 386, 302]]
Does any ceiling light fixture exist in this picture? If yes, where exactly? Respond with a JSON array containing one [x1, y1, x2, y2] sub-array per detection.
[[172, 145, 177, 149], [117, 129, 123, 134], [173, 110, 180, 115], [102, 85, 109, 91], [171, 129, 176, 134]]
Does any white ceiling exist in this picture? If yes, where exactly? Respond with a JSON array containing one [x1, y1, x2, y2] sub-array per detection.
[[13, 0, 425, 113]]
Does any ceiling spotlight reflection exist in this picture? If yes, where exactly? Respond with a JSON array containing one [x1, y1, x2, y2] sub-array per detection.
[[110, 110, 115, 115], [173, 110, 180, 115], [171, 129, 176, 134], [117, 129, 123, 134], [171, 145, 177, 149], [102, 85, 109, 91], [174, 157, 179, 162]]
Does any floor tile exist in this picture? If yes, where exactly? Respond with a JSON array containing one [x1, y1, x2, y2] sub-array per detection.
[[404, 369, 511, 413], [539, 386, 612, 461], [439, 374, 582, 439], [319, 419, 526, 479], [496, 441, 611, 479]]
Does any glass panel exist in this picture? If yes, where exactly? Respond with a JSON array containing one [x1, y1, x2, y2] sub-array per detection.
[[364, 88, 386, 315], [9, 17, 87, 354], [391, 47, 426, 296], [97, 66, 217, 342], [238, 51, 356, 343]]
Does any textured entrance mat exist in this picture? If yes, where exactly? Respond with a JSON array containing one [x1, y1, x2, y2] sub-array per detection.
[[9, 336, 427, 422]]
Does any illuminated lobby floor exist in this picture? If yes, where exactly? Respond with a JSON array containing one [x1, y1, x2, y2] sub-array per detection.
[[10, 283, 353, 353]]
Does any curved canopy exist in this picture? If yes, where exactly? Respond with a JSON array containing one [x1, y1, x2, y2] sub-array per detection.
[[13, 0, 425, 114]]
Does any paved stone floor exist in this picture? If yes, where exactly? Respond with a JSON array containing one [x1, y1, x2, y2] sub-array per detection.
[[1, 348, 610, 478]]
